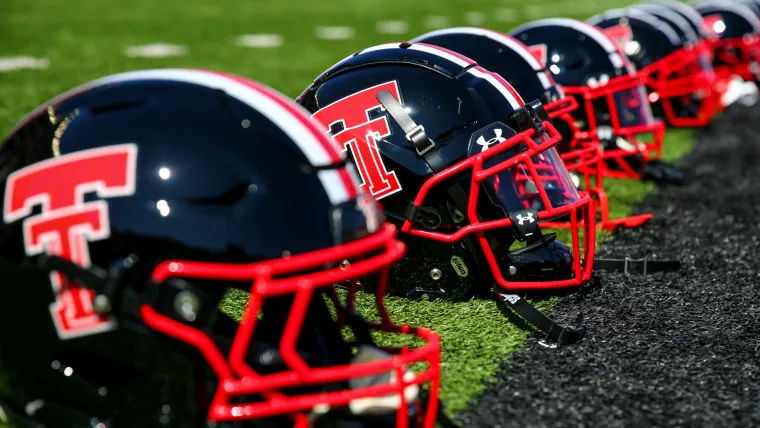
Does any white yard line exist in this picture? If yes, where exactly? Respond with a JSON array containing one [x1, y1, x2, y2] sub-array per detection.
[[124, 43, 188, 58], [0, 56, 49, 72], [424, 15, 450, 29], [495, 7, 519, 22], [377, 20, 408, 34], [235, 34, 283, 48], [522, 5, 547, 19], [464, 11, 487, 26], [315, 26, 355, 40]]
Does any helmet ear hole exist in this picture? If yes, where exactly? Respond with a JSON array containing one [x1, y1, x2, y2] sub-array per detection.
[[387, 237, 479, 301], [158, 278, 217, 326]]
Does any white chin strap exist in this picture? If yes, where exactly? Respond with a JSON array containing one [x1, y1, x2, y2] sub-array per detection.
[[310, 346, 421, 419], [346, 346, 420, 415], [615, 136, 647, 153], [721, 75, 759, 107]]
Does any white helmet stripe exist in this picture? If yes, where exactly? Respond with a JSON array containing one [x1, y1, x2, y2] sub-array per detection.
[[513, 18, 620, 54], [6, 69, 358, 204], [408, 43, 524, 109], [412, 27, 546, 72]]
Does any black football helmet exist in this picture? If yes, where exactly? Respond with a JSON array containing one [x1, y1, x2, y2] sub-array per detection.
[[298, 42, 596, 296], [298, 42, 593, 344], [693, 1, 760, 84], [621, 4, 722, 126], [648, 0, 740, 108], [410, 27, 653, 232], [409, 28, 585, 163], [0, 69, 441, 428], [651, 0, 716, 42], [510, 18, 682, 185], [650, 0, 722, 60]]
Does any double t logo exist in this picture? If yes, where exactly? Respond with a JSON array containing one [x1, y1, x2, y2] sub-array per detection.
[[3, 144, 137, 339]]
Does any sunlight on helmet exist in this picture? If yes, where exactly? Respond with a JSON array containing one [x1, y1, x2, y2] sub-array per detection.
[[624, 40, 641, 56], [156, 199, 170, 217], [158, 167, 171, 180], [713, 20, 726, 34]]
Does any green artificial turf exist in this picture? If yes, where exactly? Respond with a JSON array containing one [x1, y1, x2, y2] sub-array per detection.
[[0, 0, 694, 424]]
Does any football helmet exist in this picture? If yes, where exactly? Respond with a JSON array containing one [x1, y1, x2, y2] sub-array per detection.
[[621, 4, 722, 127], [694, 1, 760, 84], [648, 0, 740, 107], [0, 69, 440, 428], [510, 19, 682, 184], [297, 43, 594, 344], [298, 42, 593, 342], [650, 0, 722, 61], [410, 27, 652, 231]]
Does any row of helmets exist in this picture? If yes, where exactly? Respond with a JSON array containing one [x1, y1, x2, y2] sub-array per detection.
[[0, 0, 757, 427]]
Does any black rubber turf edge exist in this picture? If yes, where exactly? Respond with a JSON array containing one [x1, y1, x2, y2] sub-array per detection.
[[458, 105, 760, 428]]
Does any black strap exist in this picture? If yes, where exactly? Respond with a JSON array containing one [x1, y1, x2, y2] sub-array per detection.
[[508, 208, 540, 242], [495, 292, 586, 346], [594, 257, 681, 275], [403, 202, 442, 230], [38, 253, 107, 292], [376, 90, 448, 173]]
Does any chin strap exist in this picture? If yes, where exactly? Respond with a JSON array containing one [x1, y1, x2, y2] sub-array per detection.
[[37, 254, 137, 316], [376, 90, 448, 173], [594, 257, 681, 275], [495, 292, 586, 346], [640, 159, 686, 185]]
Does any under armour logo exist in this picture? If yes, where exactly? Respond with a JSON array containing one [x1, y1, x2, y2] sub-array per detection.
[[516, 212, 535, 225], [500, 294, 520, 304], [476, 128, 507, 152]]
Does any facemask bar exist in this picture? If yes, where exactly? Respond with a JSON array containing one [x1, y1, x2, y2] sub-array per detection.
[[538, 140, 653, 231], [562, 72, 667, 181], [545, 95, 584, 154], [544, 95, 580, 118], [400, 120, 595, 291], [641, 46, 721, 127], [712, 34, 760, 82], [541, 99, 654, 231], [140, 224, 441, 428]]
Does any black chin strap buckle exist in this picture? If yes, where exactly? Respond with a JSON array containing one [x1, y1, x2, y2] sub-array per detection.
[[405, 124, 435, 156], [495, 292, 586, 346], [376, 90, 448, 173], [510, 99, 549, 135], [404, 201, 442, 230], [594, 257, 681, 275], [406, 287, 448, 301]]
